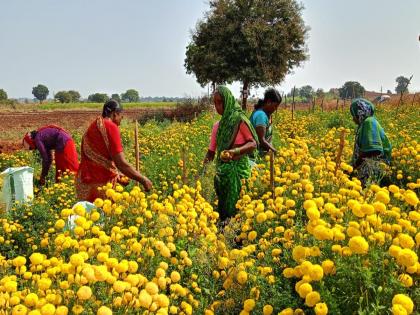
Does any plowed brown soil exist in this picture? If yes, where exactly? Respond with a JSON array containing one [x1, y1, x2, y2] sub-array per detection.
[[0, 108, 175, 153]]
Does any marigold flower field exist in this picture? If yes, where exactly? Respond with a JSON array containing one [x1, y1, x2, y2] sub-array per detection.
[[0, 105, 419, 315]]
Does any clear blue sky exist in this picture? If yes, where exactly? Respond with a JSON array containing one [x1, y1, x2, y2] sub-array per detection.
[[1, 0, 419, 99]]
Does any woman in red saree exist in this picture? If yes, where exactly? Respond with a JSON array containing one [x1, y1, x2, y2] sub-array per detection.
[[23, 125, 79, 185], [76, 100, 152, 201]]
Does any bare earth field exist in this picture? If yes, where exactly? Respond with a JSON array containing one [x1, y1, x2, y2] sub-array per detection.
[[0, 108, 176, 153]]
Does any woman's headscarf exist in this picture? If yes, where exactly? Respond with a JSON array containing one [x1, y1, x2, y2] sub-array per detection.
[[215, 86, 258, 154], [350, 98, 375, 124], [23, 131, 36, 149]]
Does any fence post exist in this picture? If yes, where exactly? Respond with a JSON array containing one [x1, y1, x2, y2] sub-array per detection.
[[270, 150, 275, 198], [134, 120, 140, 186], [292, 86, 296, 120]]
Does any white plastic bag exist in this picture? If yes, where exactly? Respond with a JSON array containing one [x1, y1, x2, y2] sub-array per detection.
[[0, 167, 34, 211]]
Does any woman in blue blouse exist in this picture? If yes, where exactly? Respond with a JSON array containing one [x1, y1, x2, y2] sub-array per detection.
[[250, 88, 282, 155]]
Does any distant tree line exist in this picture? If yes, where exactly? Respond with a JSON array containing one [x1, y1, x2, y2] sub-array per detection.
[[0, 75, 414, 105]]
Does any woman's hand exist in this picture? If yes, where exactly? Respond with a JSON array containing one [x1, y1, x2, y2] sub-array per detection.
[[220, 150, 234, 162]]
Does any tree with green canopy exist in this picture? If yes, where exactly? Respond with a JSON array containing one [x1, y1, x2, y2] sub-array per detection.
[[395, 76, 410, 94], [185, 0, 309, 109], [299, 85, 314, 102], [87, 93, 109, 103], [32, 84, 49, 103], [338, 81, 365, 99], [54, 91, 72, 103], [0, 89, 7, 101], [111, 93, 121, 103], [121, 89, 140, 102], [68, 90, 81, 102]]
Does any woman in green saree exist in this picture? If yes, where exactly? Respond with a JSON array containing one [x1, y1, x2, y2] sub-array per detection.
[[350, 98, 392, 186], [203, 86, 258, 221]]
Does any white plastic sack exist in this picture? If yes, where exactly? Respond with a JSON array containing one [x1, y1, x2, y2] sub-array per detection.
[[0, 167, 34, 211], [66, 201, 96, 231]]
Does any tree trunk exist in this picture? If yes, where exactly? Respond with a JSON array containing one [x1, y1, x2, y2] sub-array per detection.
[[241, 81, 249, 110]]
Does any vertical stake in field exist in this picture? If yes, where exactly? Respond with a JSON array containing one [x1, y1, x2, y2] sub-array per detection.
[[134, 120, 140, 186], [269, 150, 275, 198], [291, 86, 296, 120], [181, 146, 187, 185], [334, 129, 346, 176]]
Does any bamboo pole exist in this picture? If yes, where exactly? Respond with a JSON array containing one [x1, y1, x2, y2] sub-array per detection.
[[291, 86, 296, 120], [134, 120, 140, 186], [269, 150, 275, 198], [181, 146, 187, 185]]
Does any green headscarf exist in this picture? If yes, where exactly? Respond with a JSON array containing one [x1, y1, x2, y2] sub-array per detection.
[[350, 98, 375, 124], [215, 85, 258, 159]]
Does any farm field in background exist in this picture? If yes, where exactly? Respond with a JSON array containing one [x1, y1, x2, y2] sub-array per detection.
[[0, 103, 419, 314]]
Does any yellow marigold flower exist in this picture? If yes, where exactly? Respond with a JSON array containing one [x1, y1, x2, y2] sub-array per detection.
[[309, 264, 324, 281], [392, 304, 408, 315], [348, 236, 369, 254], [303, 199, 317, 210], [24, 293, 39, 307], [306, 207, 320, 221], [279, 308, 294, 315], [77, 286, 92, 300], [392, 294, 414, 314], [322, 260, 335, 275], [389, 245, 402, 258], [256, 212, 267, 223], [170, 271, 181, 283], [13, 256, 26, 267], [263, 304, 274, 315], [38, 278, 52, 291], [397, 249, 418, 267], [145, 282, 159, 295], [113, 280, 127, 293], [56, 306, 68, 315], [292, 245, 307, 262], [236, 270, 248, 285], [388, 185, 399, 194], [305, 291, 321, 307], [70, 253, 84, 266], [97, 306, 112, 315], [398, 234, 415, 249], [12, 305, 28, 315], [29, 253, 44, 265], [93, 198, 104, 208], [375, 191, 390, 204], [404, 191, 418, 207], [283, 267, 295, 278], [40, 304, 56, 315], [248, 231, 257, 241], [297, 282, 312, 298], [243, 299, 256, 312], [314, 302, 329, 315], [361, 204, 374, 216], [139, 289, 153, 308], [398, 274, 413, 287], [5, 280, 17, 292]]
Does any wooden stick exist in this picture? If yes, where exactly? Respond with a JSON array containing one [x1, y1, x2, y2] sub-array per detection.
[[321, 97, 324, 112], [134, 120, 140, 186], [269, 150, 275, 198], [181, 146, 187, 185], [292, 86, 296, 120], [334, 129, 346, 176], [397, 75, 413, 112], [411, 92, 417, 106]]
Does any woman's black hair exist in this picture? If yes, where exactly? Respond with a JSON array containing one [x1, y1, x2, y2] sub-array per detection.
[[254, 99, 264, 110], [30, 130, 37, 139], [263, 88, 282, 104], [102, 99, 123, 117]]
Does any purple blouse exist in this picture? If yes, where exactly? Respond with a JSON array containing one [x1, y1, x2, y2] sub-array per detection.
[[35, 127, 71, 178]]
